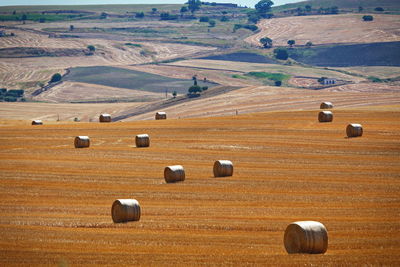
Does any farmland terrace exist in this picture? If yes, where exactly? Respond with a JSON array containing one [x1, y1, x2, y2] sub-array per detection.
[[0, 108, 399, 265]]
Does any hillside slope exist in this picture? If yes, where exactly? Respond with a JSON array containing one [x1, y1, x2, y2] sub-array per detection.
[[245, 14, 400, 47]]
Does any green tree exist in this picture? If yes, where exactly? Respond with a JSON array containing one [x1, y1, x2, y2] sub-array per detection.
[[152, 8, 157, 13], [188, 85, 201, 94], [274, 48, 288, 60], [305, 5, 312, 12], [22, 14, 27, 21], [50, 73, 62, 83], [202, 86, 208, 91], [69, 25, 74, 31], [220, 16, 229, 22], [100, 12, 108, 19], [208, 20, 216, 27], [362, 15, 373, 21], [180, 6, 188, 17], [199, 16, 209, 22], [188, 0, 201, 14], [275, 80, 282, 86], [255, 0, 274, 17], [287, 40, 295, 47], [358, 6, 363, 13], [260, 37, 273, 48], [305, 41, 313, 47], [135, 12, 144, 18], [375, 7, 384, 12], [87, 45, 95, 52], [39, 18, 45, 23], [172, 91, 177, 98]]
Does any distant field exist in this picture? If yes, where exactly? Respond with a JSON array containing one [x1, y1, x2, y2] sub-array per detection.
[[273, 0, 400, 13], [245, 14, 400, 47], [64, 66, 214, 94], [201, 52, 278, 64], [288, 41, 400, 67], [0, 4, 181, 13]]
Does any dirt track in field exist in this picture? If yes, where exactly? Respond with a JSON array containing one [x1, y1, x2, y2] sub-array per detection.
[[0, 108, 399, 265], [245, 14, 400, 47]]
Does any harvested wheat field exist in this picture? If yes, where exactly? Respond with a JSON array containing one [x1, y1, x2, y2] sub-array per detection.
[[0, 108, 399, 265], [245, 14, 400, 47]]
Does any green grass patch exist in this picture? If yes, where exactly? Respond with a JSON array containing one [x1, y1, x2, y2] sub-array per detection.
[[125, 43, 142, 47], [231, 74, 247, 79], [246, 72, 290, 82]]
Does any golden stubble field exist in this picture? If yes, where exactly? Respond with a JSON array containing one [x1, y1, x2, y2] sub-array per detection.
[[0, 108, 399, 265], [245, 14, 400, 47]]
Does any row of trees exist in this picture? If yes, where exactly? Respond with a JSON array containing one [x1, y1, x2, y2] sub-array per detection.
[[0, 88, 25, 102]]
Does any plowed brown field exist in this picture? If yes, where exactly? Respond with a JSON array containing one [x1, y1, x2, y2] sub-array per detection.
[[0, 109, 399, 265]]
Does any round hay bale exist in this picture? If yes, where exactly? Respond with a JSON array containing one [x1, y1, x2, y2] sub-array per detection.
[[213, 160, 233, 177], [99, 114, 112, 123], [284, 221, 328, 254], [155, 112, 167, 120], [318, 111, 333, 122], [31, 120, 43, 125], [164, 165, 185, 183], [74, 136, 90, 148], [346, 123, 363, 137], [320, 102, 333, 109], [135, 134, 150, 147], [111, 199, 141, 223]]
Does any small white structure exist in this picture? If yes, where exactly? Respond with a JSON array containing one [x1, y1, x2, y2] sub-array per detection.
[[321, 78, 336, 85]]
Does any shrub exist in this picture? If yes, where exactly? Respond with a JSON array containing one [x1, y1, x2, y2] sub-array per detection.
[[135, 12, 144, 18], [6, 89, 24, 97], [375, 7, 384, 12], [50, 73, 62, 83], [202, 86, 208, 91], [208, 20, 216, 27], [274, 48, 289, 60], [220, 16, 229, 22], [4, 96, 17, 102], [39, 17, 45, 23], [306, 41, 313, 47], [275, 81, 282, 86], [87, 45, 95, 52], [363, 15, 374, 21], [188, 85, 201, 94], [199, 16, 209, 22]]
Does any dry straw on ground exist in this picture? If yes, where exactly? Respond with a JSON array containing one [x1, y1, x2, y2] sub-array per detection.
[[74, 136, 90, 148], [320, 102, 334, 109], [111, 199, 141, 223], [318, 111, 333, 122], [31, 120, 43, 125], [164, 165, 185, 183], [213, 160, 234, 177], [99, 114, 112, 123], [135, 134, 150, 147], [346, 123, 363, 137], [155, 112, 167, 120], [284, 221, 328, 254]]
